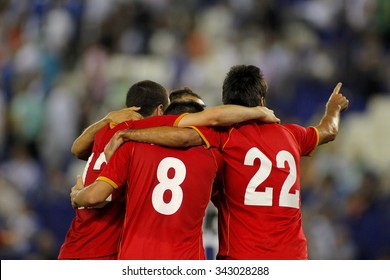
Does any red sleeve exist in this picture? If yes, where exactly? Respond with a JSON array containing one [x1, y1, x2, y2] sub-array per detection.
[[283, 124, 319, 156], [112, 114, 184, 131], [97, 142, 134, 188], [189, 126, 227, 149]]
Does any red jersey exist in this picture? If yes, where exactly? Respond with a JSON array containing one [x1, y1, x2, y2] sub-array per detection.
[[97, 141, 223, 260], [196, 121, 319, 260], [58, 114, 185, 259]]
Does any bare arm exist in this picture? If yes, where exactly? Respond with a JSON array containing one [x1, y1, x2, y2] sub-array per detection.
[[177, 105, 280, 127], [315, 82, 349, 145], [103, 105, 280, 155], [70, 175, 114, 208], [113, 127, 203, 148], [71, 107, 142, 160], [71, 119, 108, 160], [104, 131, 125, 161]]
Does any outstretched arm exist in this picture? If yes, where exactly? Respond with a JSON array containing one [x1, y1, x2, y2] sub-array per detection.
[[315, 82, 349, 145], [107, 127, 203, 150], [177, 105, 280, 127], [71, 107, 142, 160], [103, 105, 280, 155]]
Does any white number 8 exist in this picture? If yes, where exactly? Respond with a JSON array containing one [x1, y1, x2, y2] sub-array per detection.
[[152, 157, 186, 215]]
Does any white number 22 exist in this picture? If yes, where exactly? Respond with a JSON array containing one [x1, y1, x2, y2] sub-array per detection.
[[244, 148, 299, 209]]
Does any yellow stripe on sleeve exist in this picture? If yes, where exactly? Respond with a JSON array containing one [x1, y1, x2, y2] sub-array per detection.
[[96, 176, 119, 189], [109, 122, 117, 129], [187, 126, 211, 149], [173, 113, 189, 127]]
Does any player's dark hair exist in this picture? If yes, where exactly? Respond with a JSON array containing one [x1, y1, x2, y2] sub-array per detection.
[[125, 80, 169, 117], [164, 101, 205, 115], [169, 87, 205, 107], [169, 87, 202, 102], [222, 65, 267, 107]]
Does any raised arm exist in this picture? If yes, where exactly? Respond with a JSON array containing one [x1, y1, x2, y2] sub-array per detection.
[[176, 105, 280, 127], [71, 107, 142, 160], [315, 82, 349, 145]]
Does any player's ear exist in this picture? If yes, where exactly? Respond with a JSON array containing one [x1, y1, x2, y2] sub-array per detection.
[[260, 97, 266, 107], [157, 104, 164, 116]]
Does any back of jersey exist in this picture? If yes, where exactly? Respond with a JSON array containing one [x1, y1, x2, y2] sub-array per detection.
[[58, 123, 125, 259], [58, 115, 181, 259], [217, 122, 318, 260], [103, 141, 223, 259]]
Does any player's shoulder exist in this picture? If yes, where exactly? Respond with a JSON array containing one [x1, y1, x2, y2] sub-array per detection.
[[280, 123, 316, 140], [280, 123, 312, 132], [96, 121, 129, 144], [95, 122, 113, 139], [114, 120, 134, 130], [280, 123, 303, 130]]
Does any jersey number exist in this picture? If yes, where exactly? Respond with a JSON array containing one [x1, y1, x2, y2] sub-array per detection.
[[82, 152, 106, 183], [81, 152, 112, 208], [244, 148, 299, 209], [152, 157, 186, 215]]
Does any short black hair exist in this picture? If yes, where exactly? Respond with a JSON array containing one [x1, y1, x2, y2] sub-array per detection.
[[164, 101, 205, 115], [169, 87, 205, 107], [125, 80, 169, 117], [169, 87, 202, 101], [222, 65, 267, 107]]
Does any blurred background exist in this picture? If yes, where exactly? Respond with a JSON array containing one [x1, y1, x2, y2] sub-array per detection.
[[0, 0, 389, 260]]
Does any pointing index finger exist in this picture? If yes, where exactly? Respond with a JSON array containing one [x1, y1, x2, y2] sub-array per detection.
[[333, 82, 342, 95]]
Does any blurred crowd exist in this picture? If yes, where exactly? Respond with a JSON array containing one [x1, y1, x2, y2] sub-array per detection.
[[0, 0, 389, 260]]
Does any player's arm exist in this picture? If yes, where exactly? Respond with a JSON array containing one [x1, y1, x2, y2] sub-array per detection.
[[103, 127, 202, 161], [71, 107, 141, 160], [314, 82, 349, 145], [70, 175, 115, 208], [102, 105, 279, 154], [104, 131, 125, 161], [177, 105, 280, 127], [114, 127, 203, 148]]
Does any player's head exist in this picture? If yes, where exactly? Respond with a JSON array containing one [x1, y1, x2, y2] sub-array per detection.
[[222, 65, 268, 107], [164, 100, 205, 115], [125, 80, 169, 117], [169, 87, 206, 107]]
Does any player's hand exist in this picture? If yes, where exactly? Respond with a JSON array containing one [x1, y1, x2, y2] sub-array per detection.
[[70, 175, 84, 209], [326, 82, 349, 113], [114, 129, 133, 142], [104, 131, 125, 161], [106, 107, 143, 124], [259, 106, 281, 124]]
